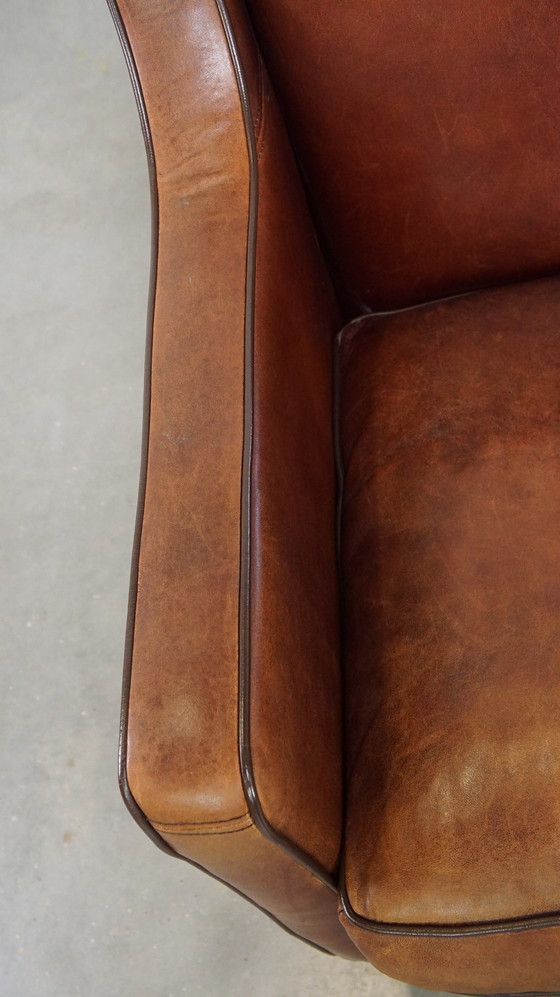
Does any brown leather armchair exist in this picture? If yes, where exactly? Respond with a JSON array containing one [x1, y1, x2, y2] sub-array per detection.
[[108, 0, 560, 991]]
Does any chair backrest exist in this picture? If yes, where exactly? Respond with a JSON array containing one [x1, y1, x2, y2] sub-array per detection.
[[246, 0, 560, 311]]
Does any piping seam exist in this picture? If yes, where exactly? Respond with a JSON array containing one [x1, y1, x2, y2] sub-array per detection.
[[215, 0, 338, 897], [340, 881, 560, 938]]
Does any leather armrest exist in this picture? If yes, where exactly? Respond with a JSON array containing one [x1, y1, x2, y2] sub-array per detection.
[[109, 0, 359, 958]]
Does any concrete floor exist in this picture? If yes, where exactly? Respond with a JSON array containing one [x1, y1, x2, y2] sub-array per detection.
[[1, 2, 453, 995]]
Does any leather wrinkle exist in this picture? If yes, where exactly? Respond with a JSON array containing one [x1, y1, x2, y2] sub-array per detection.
[[152, 821, 252, 837], [151, 812, 251, 828]]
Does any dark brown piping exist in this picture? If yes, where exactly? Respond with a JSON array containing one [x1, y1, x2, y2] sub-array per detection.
[[216, 0, 338, 896], [105, 0, 176, 863], [339, 877, 560, 938]]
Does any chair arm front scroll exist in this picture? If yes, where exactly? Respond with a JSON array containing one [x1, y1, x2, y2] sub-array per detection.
[[109, 0, 360, 959]]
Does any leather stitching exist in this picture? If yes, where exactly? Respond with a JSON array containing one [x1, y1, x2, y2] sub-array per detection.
[[155, 820, 254, 838], [151, 812, 252, 835]]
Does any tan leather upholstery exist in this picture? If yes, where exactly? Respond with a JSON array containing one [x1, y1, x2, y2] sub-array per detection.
[[110, 0, 357, 960], [109, 0, 560, 988], [338, 278, 560, 988]]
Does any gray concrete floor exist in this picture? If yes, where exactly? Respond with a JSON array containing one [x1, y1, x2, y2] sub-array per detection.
[[1, 2, 454, 995]]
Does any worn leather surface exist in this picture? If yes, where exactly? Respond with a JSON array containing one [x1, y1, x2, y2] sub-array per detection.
[[338, 277, 560, 983], [115, 0, 358, 958], [245, 0, 560, 310], [121, 0, 249, 828]]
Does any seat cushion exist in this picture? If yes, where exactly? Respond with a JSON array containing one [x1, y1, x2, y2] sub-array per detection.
[[338, 277, 560, 990]]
